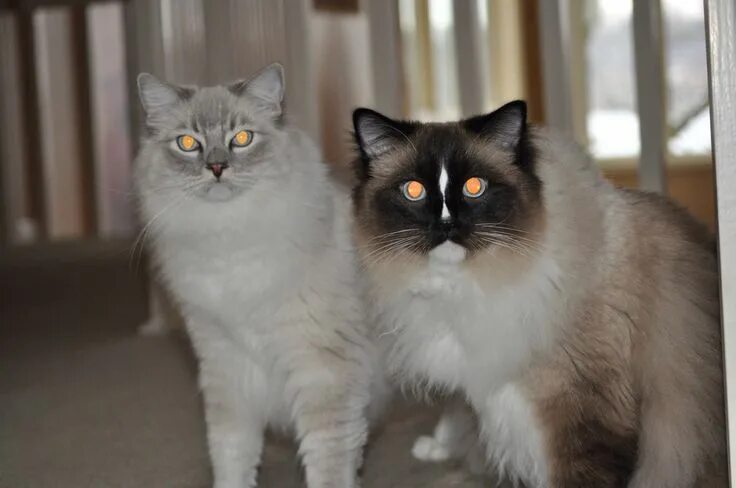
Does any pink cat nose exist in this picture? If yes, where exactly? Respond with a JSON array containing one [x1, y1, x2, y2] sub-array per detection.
[[206, 162, 228, 178]]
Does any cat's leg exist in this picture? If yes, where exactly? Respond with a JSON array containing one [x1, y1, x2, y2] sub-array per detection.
[[288, 356, 370, 488], [479, 384, 550, 487], [519, 356, 638, 488], [627, 330, 725, 487], [412, 396, 478, 464], [191, 323, 266, 488], [539, 392, 637, 488]]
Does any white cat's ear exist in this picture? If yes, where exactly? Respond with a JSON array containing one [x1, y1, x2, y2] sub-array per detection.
[[231, 63, 285, 115], [464, 100, 527, 148], [353, 108, 414, 160], [137, 73, 189, 118]]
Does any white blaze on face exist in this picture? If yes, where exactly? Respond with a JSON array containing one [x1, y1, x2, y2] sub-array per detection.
[[439, 166, 450, 220]]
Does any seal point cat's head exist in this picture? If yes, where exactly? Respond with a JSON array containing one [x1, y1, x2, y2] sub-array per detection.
[[351, 101, 543, 263]]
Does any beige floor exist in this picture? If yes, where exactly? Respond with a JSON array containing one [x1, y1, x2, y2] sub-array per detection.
[[0, 242, 490, 488]]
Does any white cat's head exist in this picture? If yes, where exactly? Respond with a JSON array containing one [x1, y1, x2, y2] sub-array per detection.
[[135, 63, 289, 203]]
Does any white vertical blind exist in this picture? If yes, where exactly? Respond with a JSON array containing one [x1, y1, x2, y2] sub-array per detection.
[[537, 0, 575, 136], [633, 0, 668, 193], [0, 14, 32, 244], [34, 8, 86, 239], [705, 0, 736, 482], [366, 0, 404, 117], [452, 0, 486, 117]]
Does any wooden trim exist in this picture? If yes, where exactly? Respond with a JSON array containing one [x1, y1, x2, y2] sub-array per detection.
[[597, 154, 712, 171], [1, 0, 128, 11], [284, 0, 320, 141], [123, 0, 141, 151], [519, 0, 545, 124], [453, 0, 486, 117], [366, 0, 404, 117], [0, 12, 22, 244], [16, 9, 47, 239], [70, 6, 97, 235], [415, 0, 434, 113], [313, 0, 358, 13]]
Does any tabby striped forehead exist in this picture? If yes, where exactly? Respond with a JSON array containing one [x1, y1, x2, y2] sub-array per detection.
[[183, 88, 253, 133]]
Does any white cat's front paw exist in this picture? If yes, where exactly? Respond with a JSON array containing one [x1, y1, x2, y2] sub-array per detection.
[[412, 435, 452, 462]]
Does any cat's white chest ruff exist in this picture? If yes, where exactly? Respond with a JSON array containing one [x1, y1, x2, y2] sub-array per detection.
[[162, 233, 293, 331], [379, 244, 487, 389], [408, 243, 468, 298], [378, 243, 560, 396]]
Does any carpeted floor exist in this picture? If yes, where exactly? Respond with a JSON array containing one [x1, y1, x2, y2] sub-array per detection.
[[0, 242, 492, 488]]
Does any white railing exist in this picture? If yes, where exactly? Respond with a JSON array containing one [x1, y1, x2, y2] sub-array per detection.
[[705, 0, 736, 483]]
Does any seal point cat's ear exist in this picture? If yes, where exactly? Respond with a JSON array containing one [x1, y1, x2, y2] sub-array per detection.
[[464, 100, 527, 148], [137, 73, 191, 119], [352, 108, 415, 161], [230, 63, 285, 116]]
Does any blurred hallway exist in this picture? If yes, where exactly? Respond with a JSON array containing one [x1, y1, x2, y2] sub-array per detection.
[[0, 244, 490, 487]]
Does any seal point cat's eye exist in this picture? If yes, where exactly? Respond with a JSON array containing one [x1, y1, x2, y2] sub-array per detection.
[[402, 180, 426, 201], [463, 177, 486, 198]]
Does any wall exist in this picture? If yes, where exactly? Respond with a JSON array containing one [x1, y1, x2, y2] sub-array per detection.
[[605, 163, 716, 230], [309, 2, 374, 177]]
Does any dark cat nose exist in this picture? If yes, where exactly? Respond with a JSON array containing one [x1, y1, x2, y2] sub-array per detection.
[[439, 221, 456, 237], [206, 162, 228, 178]]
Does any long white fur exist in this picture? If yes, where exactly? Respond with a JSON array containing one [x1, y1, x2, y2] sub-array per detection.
[[136, 94, 386, 487]]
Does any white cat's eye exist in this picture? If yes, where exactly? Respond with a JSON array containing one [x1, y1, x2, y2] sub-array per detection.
[[230, 130, 253, 150], [463, 177, 487, 198], [401, 180, 426, 201], [176, 135, 200, 152]]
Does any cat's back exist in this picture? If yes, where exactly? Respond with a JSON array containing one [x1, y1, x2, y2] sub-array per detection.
[[596, 185, 720, 349], [614, 187, 715, 262]]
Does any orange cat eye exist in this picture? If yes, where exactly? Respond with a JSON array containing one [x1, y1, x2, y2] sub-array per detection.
[[402, 180, 426, 201], [231, 130, 253, 148], [176, 135, 199, 152], [463, 177, 486, 198]]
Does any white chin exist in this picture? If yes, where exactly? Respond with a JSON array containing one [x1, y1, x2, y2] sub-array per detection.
[[205, 184, 234, 201], [429, 241, 467, 264]]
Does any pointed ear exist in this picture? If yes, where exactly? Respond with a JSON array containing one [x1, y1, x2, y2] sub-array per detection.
[[352, 108, 414, 160], [464, 100, 527, 148], [230, 63, 285, 115], [137, 73, 190, 119]]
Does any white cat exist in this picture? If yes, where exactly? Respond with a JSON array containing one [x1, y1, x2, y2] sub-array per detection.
[[134, 64, 386, 488]]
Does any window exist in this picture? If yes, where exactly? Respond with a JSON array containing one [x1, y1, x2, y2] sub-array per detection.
[[585, 0, 711, 161], [399, 0, 461, 121], [663, 0, 711, 156], [585, 1, 639, 159]]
